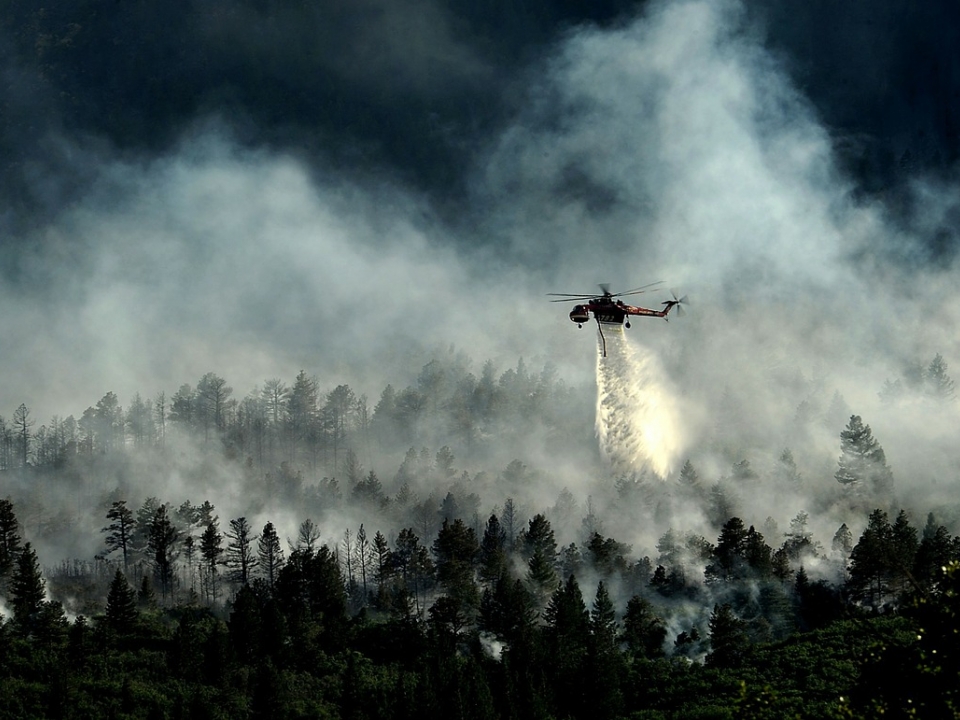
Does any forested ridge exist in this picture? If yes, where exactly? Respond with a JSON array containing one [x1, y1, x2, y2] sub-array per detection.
[[0, 351, 959, 718]]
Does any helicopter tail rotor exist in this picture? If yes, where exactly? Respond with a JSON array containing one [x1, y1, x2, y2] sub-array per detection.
[[664, 290, 688, 318]]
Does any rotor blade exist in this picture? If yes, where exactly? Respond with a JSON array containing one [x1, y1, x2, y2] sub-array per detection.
[[617, 288, 662, 299], [546, 292, 601, 298], [598, 283, 611, 295], [549, 297, 594, 303], [613, 280, 664, 297]]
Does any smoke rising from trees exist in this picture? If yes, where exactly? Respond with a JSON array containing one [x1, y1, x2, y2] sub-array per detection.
[[1, 0, 960, 670]]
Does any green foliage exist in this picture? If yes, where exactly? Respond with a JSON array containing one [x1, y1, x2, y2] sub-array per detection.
[[105, 569, 139, 634], [0, 499, 22, 581], [622, 594, 668, 659], [5, 353, 960, 718], [10, 544, 45, 637], [835, 415, 894, 495]]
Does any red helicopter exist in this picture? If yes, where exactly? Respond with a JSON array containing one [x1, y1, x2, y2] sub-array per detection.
[[548, 282, 686, 356]]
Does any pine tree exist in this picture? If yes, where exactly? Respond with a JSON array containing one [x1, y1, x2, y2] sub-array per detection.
[[13, 404, 33, 468], [432, 519, 479, 619], [478, 514, 508, 586], [776, 448, 802, 485], [545, 574, 591, 718], [102, 500, 135, 571], [10, 543, 46, 637], [200, 521, 223, 603], [138, 575, 156, 607], [706, 517, 748, 582], [925, 353, 956, 400], [544, 574, 590, 649], [835, 415, 894, 494], [848, 509, 893, 607], [132, 497, 162, 557], [589, 581, 618, 654], [354, 523, 372, 600], [148, 504, 180, 600], [501, 497, 519, 549], [913, 520, 956, 590], [225, 517, 258, 587], [371, 530, 391, 606], [521, 513, 558, 608], [105, 569, 139, 633], [743, 526, 773, 578], [706, 603, 748, 668], [257, 522, 284, 589], [392, 528, 434, 616], [832, 523, 854, 557], [677, 459, 700, 489], [296, 519, 321, 552], [0, 498, 22, 580], [622, 595, 667, 658], [589, 580, 624, 720], [889, 510, 919, 596]]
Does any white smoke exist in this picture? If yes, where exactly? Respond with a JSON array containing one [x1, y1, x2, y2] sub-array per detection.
[[595, 324, 687, 479]]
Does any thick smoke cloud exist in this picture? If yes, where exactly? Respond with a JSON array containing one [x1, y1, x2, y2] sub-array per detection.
[[2, 0, 960, 562], [0, 135, 579, 420]]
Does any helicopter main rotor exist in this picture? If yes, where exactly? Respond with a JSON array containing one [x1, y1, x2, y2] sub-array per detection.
[[546, 280, 663, 303]]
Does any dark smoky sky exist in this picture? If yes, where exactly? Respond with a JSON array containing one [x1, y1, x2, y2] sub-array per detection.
[[2, 0, 960, 515], [3, 0, 960, 239]]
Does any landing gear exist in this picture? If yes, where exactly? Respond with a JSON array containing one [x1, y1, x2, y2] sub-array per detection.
[[625, 321, 631, 329], [577, 323, 582, 328]]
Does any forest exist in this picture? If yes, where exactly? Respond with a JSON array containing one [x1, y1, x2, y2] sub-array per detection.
[[4, 0, 960, 716], [0, 350, 959, 719]]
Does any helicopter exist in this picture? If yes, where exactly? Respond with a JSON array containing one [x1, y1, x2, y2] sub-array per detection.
[[548, 281, 686, 356]]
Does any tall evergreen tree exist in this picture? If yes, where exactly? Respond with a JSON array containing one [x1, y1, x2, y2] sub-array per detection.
[[296, 519, 321, 552], [287, 370, 319, 461], [544, 574, 591, 718], [257, 522, 284, 589], [677, 459, 700, 490], [913, 521, 956, 590], [200, 521, 224, 603], [832, 523, 854, 557], [353, 523, 372, 599], [131, 497, 162, 558], [432, 518, 480, 620], [835, 415, 894, 494], [889, 510, 919, 596], [104, 568, 139, 633], [622, 595, 667, 658], [589, 581, 618, 655], [925, 353, 956, 400], [544, 574, 590, 645], [225, 517, 258, 587], [706, 603, 749, 668], [743, 526, 773, 578], [10, 543, 45, 637], [148, 505, 180, 600], [478, 513, 508, 586], [520, 514, 558, 608], [0, 498, 22, 580], [102, 500, 135, 571], [392, 528, 434, 617], [12, 404, 33, 467], [848, 509, 894, 607], [706, 517, 748, 582]]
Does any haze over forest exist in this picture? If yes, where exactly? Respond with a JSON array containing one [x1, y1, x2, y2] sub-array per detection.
[[2, 0, 960, 716]]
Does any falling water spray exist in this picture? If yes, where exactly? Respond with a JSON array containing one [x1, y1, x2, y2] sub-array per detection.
[[595, 325, 685, 479]]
